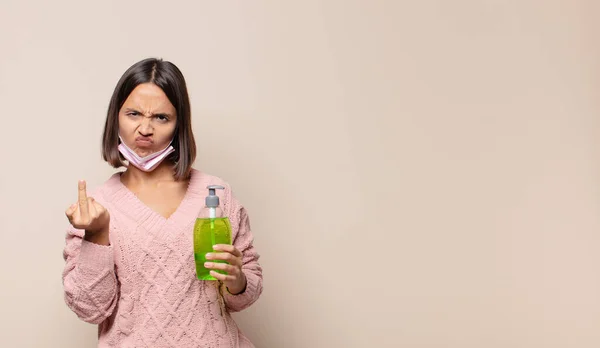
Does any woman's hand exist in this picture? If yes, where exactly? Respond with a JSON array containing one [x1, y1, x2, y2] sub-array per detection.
[[205, 244, 247, 294], [65, 180, 110, 245]]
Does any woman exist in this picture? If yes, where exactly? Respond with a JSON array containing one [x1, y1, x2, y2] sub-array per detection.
[[62, 58, 263, 348]]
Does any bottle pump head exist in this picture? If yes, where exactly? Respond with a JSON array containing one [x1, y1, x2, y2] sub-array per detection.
[[206, 185, 225, 207]]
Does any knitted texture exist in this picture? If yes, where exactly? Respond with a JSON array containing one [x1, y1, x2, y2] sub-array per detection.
[[62, 169, 262, 347]]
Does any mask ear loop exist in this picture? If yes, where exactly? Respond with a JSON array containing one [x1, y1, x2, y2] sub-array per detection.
[[117, 134, 127, 166], [168, 136, 179, 165]]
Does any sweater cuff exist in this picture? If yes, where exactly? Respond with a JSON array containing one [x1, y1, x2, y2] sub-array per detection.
[[77, 239, 114, 271], [223, 272, 259, 310]]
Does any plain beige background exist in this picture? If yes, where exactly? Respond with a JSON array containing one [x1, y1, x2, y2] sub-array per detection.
[[1, 1, 599, 347]]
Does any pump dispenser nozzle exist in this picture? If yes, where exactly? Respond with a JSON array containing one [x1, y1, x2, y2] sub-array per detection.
[[206, 185, 225, 206], [206, 185, 225, 218]]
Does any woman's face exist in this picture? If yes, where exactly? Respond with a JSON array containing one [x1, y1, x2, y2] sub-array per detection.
[[118, 83, 177, 157]]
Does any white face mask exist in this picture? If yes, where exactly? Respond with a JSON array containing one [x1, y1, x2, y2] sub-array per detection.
[[118, 135, 175, 172]]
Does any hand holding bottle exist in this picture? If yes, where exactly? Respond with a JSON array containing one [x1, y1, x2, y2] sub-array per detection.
[[65, 180, 110, 245], [205, 245, 247, 294]]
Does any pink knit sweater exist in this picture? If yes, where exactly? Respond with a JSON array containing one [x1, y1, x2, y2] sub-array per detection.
[[62, 169, 263, 347]]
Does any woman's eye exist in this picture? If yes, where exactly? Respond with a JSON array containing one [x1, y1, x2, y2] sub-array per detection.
[[157, 115, 168, 122], [127, 112, 139, 117]]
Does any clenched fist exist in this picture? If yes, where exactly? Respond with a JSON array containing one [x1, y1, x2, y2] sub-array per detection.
[[65, 180, 110, 245]]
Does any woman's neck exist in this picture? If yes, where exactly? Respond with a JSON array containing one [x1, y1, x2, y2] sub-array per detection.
[[120, 161, 177, 187]]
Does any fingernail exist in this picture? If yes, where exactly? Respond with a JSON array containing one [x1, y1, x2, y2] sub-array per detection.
[[212, 245, 220, 250], [204, 262, 212, 267], [205, 253, 213, 259]]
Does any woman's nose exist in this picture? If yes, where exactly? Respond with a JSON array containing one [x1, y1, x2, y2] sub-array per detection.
[[138, 117, 154, 135]]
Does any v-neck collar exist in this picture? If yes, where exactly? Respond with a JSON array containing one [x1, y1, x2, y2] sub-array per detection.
[[106, 168, 205, 235]]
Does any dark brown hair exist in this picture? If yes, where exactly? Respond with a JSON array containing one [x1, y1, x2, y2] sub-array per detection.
[[101, 58, 196, 181]]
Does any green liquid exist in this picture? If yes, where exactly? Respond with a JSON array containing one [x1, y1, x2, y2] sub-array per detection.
[[193, 217, 232, 280]]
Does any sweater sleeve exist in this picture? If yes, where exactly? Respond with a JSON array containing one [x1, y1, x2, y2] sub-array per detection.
[[62, 224, 118, 324], [223, 198, 263, 312]]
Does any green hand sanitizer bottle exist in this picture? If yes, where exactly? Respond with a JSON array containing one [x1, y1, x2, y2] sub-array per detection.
[[193, 185, 232, 280]]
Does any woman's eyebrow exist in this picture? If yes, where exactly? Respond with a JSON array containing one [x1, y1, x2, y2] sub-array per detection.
[[153, 112, 172, 118], [124, 108, 172, 117]]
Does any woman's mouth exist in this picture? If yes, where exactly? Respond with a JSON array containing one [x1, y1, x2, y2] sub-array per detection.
[[135, 137, 153, 147]]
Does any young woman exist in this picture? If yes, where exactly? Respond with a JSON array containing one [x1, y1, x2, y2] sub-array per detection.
[[62, 58, 263, 347]]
